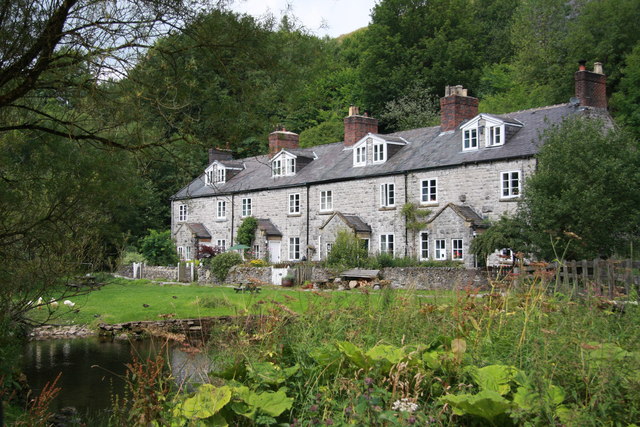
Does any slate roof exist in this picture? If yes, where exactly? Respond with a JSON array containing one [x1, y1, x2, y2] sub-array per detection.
[[172, 104, 606, 201], [186, 223, 211, 238], [319, 212, 372, 233], [427, 203, 486, 228], [257, 219, 282, 237]]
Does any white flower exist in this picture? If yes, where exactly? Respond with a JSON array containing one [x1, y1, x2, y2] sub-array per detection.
[[392, 398, 419, 413]]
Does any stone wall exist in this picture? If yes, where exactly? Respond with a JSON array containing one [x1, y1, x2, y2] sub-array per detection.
[[196, 266, 272, 286], [139, 265, 178, 281], [381, 267, 488, 290]]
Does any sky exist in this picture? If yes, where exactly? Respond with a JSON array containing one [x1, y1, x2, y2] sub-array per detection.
[[228, 0, 378, 38]]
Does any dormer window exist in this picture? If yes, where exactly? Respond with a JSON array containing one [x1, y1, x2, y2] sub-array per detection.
[[373, 141, 385, 163], [286, 157, 296, 174], [272, 159, 282, 176], [271, 151, 299, 177], [487, 125, 503, 147], [352, 134, 407, 167], [216, 167, 226, 183], [463, 128, 478, 151], [354, 145, 366, 166], [205, 163, 227, 185]]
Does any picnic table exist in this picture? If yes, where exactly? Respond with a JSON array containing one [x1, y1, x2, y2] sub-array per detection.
[[67, 275, 102, 290], [233, 283, 262, 294]]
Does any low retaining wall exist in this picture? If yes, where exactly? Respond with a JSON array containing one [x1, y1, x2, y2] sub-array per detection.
[[119, 263, 489, 290], [381, 267, 488, 290]]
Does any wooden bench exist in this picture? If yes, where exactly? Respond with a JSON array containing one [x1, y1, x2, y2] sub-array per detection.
[[233, 284, 262, 294]]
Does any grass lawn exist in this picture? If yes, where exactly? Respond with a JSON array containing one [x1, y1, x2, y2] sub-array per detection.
[[27, 276, 455, 327]]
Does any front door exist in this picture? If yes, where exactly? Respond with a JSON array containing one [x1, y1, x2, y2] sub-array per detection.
[[268, 240, 281, 263]]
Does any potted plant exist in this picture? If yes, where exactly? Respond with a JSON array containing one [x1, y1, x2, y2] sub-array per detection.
[[281, 272, 295, 287]]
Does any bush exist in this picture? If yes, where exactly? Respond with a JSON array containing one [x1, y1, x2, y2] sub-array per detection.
[[139, 229, 179, 266], [198, 245, 224, 263], [326, 230, 369, 268], [248, 259, 268, 267], [120, 249, 146, 265], [236, 217, 258, 248], [209, 251, 243, 282]]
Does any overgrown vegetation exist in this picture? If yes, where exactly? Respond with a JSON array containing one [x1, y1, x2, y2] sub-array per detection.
[[236, 217, 258, 248], [68, 275, 640, 425], [139, 230, 179, 266], [209, 252, 244, 282]]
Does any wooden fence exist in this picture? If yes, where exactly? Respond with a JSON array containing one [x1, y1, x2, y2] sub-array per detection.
[[510, 259, 640, 298]]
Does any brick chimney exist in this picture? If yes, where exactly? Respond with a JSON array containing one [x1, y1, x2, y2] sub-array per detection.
[[439, 85, 479, 132], [575, 60, 607, 109], [269, 128, 299, 156], [344, 106, 378, 146], [208, 147, 233, 164]]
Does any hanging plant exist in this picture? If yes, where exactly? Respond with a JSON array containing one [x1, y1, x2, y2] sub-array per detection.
[[237, 216, 258, 247]]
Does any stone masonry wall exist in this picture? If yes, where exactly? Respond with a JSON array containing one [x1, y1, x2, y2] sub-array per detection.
[[140, 265, 178, 281], [381, 267, 488, 290]]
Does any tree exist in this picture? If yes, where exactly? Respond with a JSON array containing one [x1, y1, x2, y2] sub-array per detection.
[[611, 43, 640, 138], [521, 117, 640, 260], [326, 230, 369, 268], [0, 0, 216, 150], [139, 230, 179, 266]]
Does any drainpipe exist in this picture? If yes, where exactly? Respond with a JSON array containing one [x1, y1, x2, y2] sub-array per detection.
[[404, 171, 409, 257], [306, 183, 310, 260], [230, 194, 235, 246]]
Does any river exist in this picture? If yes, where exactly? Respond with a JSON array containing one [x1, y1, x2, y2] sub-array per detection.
[[22, 337, 212, 423]]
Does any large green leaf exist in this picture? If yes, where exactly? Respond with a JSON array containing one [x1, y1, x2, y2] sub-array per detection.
[[231, 386, 293, 419], [246, 361, 299, 386], [422, 350, 443, 370], [468, 365, 519, 395], [175, 384, 231, 420], [309, 345, 342, 366], [441, 390, 512, 420], [336, 341, 372, 370]]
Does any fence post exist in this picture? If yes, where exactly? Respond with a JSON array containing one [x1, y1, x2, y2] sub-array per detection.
[[624, 259, 632, 296], [606, 260, 614, 299]]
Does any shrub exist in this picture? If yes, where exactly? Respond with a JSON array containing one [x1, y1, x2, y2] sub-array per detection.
[[236, 217, 258, 248], [198, 245, 224, 263], [139, 229, 179, 266], [209, 251, 243, 282], [120, 250, 146, 265], [326, 230, 369, 268]]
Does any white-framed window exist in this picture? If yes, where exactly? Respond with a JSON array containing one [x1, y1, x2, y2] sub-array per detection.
[[289, 193, 300, 215], [286, 157, 296, 175], [463, 128, 478, 150], [380, 234, 394, 255], [177, 246, 184, 259], [487, 125, 503, 147], [326, 243, 333, 256], [501, 171, 521, 198], [253, 244, 260, 259], [178, 204, 188, 222], [373, 142, 385, 163], [452, 239, 463, 260], [272, 159, 282, 177], [185, 246, 192, 260], [320, 190, 333, 212], [354, 145, 366, 166], [216, 200, 226, 219], [420, 232, 429, 260], [241, 198, 252, 217], [380, 183, 395, 208], [421, 178, 437, 204], [435, 239, 446, 260], [205, 169, 214, 185], [216, 166, 226, 183], [289, 237, 300, 260], [216, 239, 226, 250]]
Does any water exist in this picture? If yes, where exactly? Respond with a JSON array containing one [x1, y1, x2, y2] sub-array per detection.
[[22, 337, 212, 422]]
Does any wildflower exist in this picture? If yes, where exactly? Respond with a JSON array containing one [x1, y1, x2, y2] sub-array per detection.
[[364, 377, 373, 385], [309, 404, 318, 412], [392, 398, 419, 413]]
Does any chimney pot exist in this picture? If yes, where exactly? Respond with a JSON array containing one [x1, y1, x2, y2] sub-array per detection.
[[578, 59, 587, 71], [348, 105, 359, 116], [593, 62, 603, 74]]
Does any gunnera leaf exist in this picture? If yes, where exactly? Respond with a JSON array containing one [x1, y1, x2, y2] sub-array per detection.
[[440, 390, 512, 420]]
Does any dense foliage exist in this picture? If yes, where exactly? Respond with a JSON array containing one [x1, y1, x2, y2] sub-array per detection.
[[139, 230, 179, 266], [209, 251, 243, 282], [236, 217, 258, 248], [472, 118, 640, 261]]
